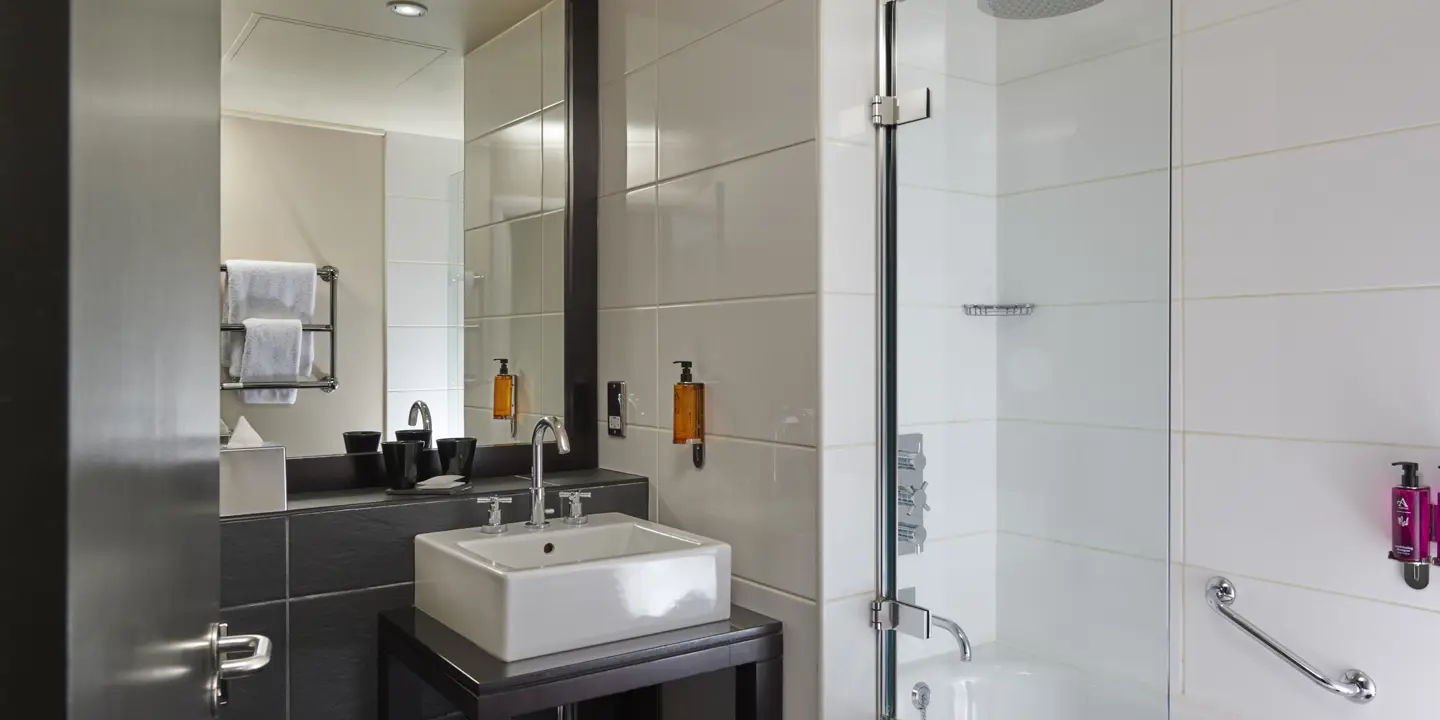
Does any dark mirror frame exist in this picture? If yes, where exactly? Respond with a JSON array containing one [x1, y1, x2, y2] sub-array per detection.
[[288, 0, 598, 491]]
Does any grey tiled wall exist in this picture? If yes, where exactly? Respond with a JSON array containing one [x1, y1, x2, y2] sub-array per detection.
[[219, 478, 649, 720]]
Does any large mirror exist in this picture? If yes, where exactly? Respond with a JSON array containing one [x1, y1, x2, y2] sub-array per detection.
[[218, 0, 590, 466]]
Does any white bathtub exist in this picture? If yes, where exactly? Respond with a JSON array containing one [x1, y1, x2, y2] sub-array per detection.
[[895, 654, 1170, 720]]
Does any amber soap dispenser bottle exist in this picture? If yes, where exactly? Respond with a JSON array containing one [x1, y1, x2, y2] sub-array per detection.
[[672, 361, 705, 468], [493, 358, 515, 420]]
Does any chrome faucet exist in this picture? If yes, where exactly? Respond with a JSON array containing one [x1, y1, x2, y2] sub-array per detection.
[[527, 416, 571, 529], [408, 400, 432, 433], [931, 614, 972, 662]]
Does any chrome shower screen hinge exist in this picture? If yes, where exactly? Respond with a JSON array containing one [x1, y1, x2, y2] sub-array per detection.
[[871, 88, 932, 127], [871, 588, 932, 639]]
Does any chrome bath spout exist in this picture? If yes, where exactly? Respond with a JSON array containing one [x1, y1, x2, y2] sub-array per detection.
[[931, 614, 972, 662]]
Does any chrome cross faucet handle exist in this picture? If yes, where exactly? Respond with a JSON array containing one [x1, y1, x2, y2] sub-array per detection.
[[559, 491, 592, 525], [479, 496, 512, 534]]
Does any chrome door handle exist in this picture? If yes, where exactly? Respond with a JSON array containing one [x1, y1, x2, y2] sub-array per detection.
[[217, 632, 272, 679]]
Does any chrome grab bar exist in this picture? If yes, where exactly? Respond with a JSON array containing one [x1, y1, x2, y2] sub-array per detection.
[[1206, 577, 1375, 704]]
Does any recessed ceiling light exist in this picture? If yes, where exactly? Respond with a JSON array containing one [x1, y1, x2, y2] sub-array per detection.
[[387, 1, 428, 17]]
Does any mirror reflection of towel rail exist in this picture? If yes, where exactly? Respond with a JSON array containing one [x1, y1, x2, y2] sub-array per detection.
[[1206, 577, 1376, 704], [220, 264, 339, 393]]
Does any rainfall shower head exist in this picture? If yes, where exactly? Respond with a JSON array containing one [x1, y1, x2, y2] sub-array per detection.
[[978, 0, 1105, 19]]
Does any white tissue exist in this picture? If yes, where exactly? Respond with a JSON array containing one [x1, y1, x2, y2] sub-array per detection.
[[227, 416, 265, 448]]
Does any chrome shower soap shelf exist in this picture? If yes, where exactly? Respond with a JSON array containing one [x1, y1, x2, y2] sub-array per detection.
[[963, 304, 1034, 317]]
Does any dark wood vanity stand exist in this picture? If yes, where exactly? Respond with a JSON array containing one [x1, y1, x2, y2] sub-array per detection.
[[378, 605, 783, 720]]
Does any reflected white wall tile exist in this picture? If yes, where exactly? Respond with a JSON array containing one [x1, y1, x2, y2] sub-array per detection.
[[388, 389, 460, 441], [898, 306, 995, 425], [820, 141, 875, 294], [463, 216, 545, 319], [541, 104, 568, 212], [655, 0, 816, 180], [899, 186, 996, 307], [539, 313, 564, 417], [1184, 126, 1440, 298], [657, 0, 781, 58], [998, 302, 1169, 430], [998, 170, 1170, 305], [821, 445, 876, 601], [996, 0, 1169, 82], [464, 408, 541, 445], [541, 0, 566, 108], [998, 41, 1169, 193], [1186, 290, 1440, 446], [658, 437, 819, 599], [599, 67, 657, 196], [387, 197, 455, 264], [900, 421, 996, 541], [387, 327, 454, 392], [659, 296, 819, 446], [463, 316, 542, 412], [465, 13, 543, 141], [599, 0, 658, 83], [541, 211, 565, 314], [464, 115, 545, 229], [598, 308, 659, 429], [656, 142, 819, 304], [897, 67, 997, 196], [385, 132, 463, 201], [998, 421, 1169, 560], [732, 578, 819, 720], [897, 533, 998, 661], [1183, 0, 1440, 164], [387, 262, 454, 327], [1184, 566, 1440, 720], [598, 188, 659, 309], [820, 594, 877, 720], [997, 534, 1168, 687]]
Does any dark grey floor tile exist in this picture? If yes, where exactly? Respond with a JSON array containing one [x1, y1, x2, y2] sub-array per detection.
[[220, 601, 287, 720], [222, 517, 287, 607]]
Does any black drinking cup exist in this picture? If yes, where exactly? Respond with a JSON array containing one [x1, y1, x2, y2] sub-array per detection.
[[394, 428, 432, 449], [381, 440, 424, 490], [436, 437, 478, 477], [342, 430, 381, 453]]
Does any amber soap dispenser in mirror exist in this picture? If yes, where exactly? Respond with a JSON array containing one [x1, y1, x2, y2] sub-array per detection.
[[672, 361, 705, 468], [493, 358, 518, 438]]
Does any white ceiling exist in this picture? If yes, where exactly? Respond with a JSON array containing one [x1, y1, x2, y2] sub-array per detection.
[[221, 0, 548, 139]]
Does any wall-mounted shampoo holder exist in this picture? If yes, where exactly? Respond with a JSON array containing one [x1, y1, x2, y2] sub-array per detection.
[[1388, 461, 1438, 590]]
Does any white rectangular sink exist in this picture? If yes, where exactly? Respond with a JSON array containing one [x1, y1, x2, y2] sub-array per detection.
[[414, 512, 731, 662]]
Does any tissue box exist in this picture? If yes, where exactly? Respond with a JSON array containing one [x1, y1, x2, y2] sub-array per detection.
[[220, 445, 287, 516]]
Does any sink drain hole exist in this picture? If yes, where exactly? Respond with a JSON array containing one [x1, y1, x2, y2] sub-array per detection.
[[544, 543, 555, 554]]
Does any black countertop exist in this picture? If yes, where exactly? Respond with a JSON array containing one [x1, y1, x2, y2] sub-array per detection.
[[378, 605, 783, 719]]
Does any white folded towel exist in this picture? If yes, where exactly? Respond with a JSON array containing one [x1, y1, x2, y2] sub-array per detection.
[[238, 318, 304, 404], [223, 259, 317, 377]]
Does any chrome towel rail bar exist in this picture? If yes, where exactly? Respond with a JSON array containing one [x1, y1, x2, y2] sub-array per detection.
[[220, 264, 339, 393], [1206, 576, 1376, 704]]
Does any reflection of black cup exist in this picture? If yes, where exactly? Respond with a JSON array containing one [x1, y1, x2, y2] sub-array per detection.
[[343, 431, 382, 454], [381, 441, 424, 490], [436, 437, 478, 477], [394, 428, 432, 449]]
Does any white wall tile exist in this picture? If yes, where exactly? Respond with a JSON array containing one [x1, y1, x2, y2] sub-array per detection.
[[655, 0, 816, 180], [1183, 566, 1440, 720], [541, 211, 565, 313], [657, 0, 781, 58], [1185, 290, 1440, 445], [385, 132, 462, 200], [996, 0, 1169, 82], [1185, 126, 1440, 297], [899, 186, 996, 307], [463, 316, 543, 412], [465, 408, 544, 445], [387, 326, 457, 392], [387, 197, 456, 265], [897, 0, 997, 84], [898, 533, 998, 661], [820, 594, 878, 720], [658, 437, 819, 599], [1177, 0, 1291, 32], [464, 115, 545, 230], [656, 143, 819, 304], [541, 0, 566, 108], [733, 578, 819, 720], [998, 302, 1169, 430], [820, 141, 875, 295], [821, 445, 876, 601], [465, 13, 543, 141], [1187, 433, 1440, 612], [998, 40, 1169, 193], [599, 68, 658, 196], [900, 422, 997, 540], [598, 188, 659, 309], [897, 68, 997, 196], [898, 306, 995, 425], [659, 296, 819, 447], [998, 170, 1170, 305], [387, 262, 458, 327], [1183, 0, 1440, 164], [998, 421, 1169, 560], [822, 294, 875, 448], [997, 534, 1168, 687], [819, 0, 876, 143], [463, 216, 545, 319], [598, 0, 657, 84], [597, 424, 663, 518], [598, 308, 659, 429]]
